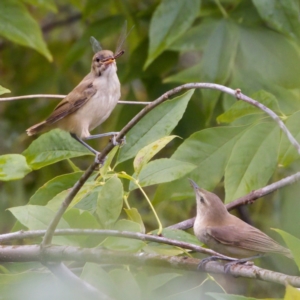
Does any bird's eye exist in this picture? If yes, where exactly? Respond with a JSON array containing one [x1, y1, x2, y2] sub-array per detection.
[[96, 57, 100, 62], [200, 196, 205, 204]]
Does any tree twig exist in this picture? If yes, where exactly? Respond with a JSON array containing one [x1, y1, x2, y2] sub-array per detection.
[[0, 94, 151, 105]]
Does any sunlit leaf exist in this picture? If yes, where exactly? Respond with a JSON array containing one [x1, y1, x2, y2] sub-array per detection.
[[0, 154, 31, 181], [0, 85, 10, 95]]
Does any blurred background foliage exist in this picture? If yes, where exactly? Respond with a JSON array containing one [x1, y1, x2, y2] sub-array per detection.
[[1, 0, 300, 299]]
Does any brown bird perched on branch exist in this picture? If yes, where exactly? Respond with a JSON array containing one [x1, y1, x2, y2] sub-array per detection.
[[26, 48, 124, 156], [189, 179, 293, 263]]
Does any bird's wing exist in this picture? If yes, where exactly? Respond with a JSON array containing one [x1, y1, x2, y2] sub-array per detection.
[[207, 225, 290, 256], [46, 80, 96, 125]]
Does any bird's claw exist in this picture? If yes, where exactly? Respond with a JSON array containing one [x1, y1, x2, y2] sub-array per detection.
[[94, 152, 107, 165], [197, 256, 221, 270]]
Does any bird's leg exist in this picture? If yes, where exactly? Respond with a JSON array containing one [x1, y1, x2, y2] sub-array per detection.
[[85, 132, 126, 146], [224, 254, 263, 274], [70, 133, 104, 164]]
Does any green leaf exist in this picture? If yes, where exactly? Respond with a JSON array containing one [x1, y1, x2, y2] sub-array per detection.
[[109, 269, 141, 300], [161, 228, 202, 245], [100, 146, 119, 178], [273, 229, 300, 270], [225, 122, 280, 202], [0, 154, 32, 181], [165, 19, 239, 84], [284, 285, 300, 300], [8, 205, 69, 230], [217, 90, 282, 124], [23, 0, 57, 12], [130, 158, 196, 191], [134, 136, 178, 175], [0, 0, 52, 61], [124, 208, 145, 233], [96, 176, 123, 228], [279, 110, 300, 167], [29, 172, 84, 205], [153, 126, 247, 204], [143, 243, 185, 256], [148, 273, 181, 291], [103, 220, 145, 252], [23, 129, 92, 169], [81, 264, 117, 299], [117, 90, 194, 164], [0, 85, 10, 95], [145, 0, 200, 68], [252, 0, 300, 40], [238, 26, 300, 89]]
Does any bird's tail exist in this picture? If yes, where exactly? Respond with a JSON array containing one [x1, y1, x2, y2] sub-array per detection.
[[26, 121, 47, 136]]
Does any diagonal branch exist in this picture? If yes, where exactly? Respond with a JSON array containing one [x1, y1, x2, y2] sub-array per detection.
[[42, 83, 300, 246]]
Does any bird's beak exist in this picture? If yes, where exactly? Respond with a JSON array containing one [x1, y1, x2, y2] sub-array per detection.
[[188, 178, 200, 191], [103, 58, 115, 65]]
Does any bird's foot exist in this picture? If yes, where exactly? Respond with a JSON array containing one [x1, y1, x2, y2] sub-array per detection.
[[224, 255, 260, 274], [111, 134, 126, 147]]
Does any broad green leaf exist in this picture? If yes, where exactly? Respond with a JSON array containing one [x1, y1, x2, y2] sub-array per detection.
[[0, 154, 32, 181], [161, 228, 202, 245], [153, 126, 247, 204], [129, 159, 196, 191], [96, 176, 123, 228], [225, 122, 279, 202], [253, 0, 300, 40], [109, 269, 141, 300], [124, 208, 145, 233], [0, 0, 52, 61], [169, 18, 218, 51], [145, 0, 200, 68], [284, 285, 300, 300], [133, 136, 178, 175], [0, 85, 10, 95], [23, 129, 92, 169], [81, 264, 117, 299], [165, 19, 239, 84], [207, 293, 259, 300], [279, 110, 300, 167], [273, 229, 300, 270], [238, 26, 300, 89], [148, 273, 181, 291], [117, 90, 194, 164], [8, 205, 69, 230], [217, 90, 282, 124], [23, 0, 57, 12], [29, 172, 84, 205], [103, 219, 145, 252], [64, 209, 99, 229]]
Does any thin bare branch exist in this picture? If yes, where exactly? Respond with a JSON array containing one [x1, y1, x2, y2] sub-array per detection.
[[0, 94, 150, 105]]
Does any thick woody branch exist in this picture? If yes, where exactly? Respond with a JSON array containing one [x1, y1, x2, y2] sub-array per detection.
[[0, 245, 299, 288], [168, 171, 300, 230]]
